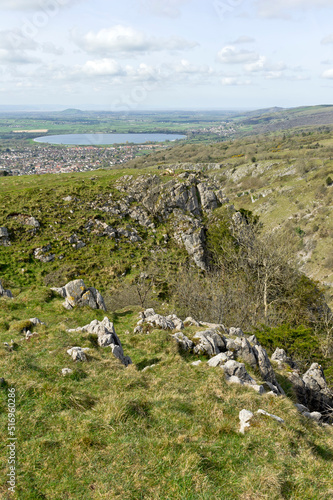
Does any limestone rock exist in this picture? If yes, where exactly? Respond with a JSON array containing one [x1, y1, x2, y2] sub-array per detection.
[[239, 409, 254, 434], [0, 227, 10, 246], [232, 337, 257, 368], [257, 409, 284, 424], [62, 368, 73, 376], [222, 360, 257, 386], [51, 279, 106, 311], [69, 317, 132, 366], [138, 308, 181, 331], [197, 182, 219, 211], [253, 345, 284, 394], [193, 329, 225, 357], [0, 280, 13, 298], [184, 317, 200, 327], [34, 245, 55, 263], [302, 363, 333, 417], [229, 327, 244, 337], [271, 348, 295, 368], [172, 332, 194, 352], [191, 360, 202, 366], [207, 352, 234, 367], [67, 347, 90, 362]]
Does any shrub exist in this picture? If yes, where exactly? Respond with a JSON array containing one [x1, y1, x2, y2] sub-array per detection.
[[326, 176, 333, 186]]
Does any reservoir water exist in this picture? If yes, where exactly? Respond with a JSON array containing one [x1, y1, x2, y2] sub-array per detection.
[[34, 133, 186, 146]]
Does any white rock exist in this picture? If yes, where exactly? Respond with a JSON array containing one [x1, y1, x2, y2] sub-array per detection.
[[191, 360, 202, 366], [62, 368, 73, 376], [257, 409, 284, 423], [239, 409, 254, 434]]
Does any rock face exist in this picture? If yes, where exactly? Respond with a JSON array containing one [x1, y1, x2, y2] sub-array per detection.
[[0, 227, 10, 246], [271, 348, 295, 368], [68, 317, 132, 367], [253, 345, 284, 394], [51, 280, 106, 311], [301, 363, 333, 417], [0, 280, 13, 298], [222, 360, 264, 393]]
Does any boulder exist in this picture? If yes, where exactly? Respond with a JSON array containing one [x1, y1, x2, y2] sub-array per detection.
[[207, 352, 234, 367], [139, 309, 181, 331], [222, 360, 256, 385], [51, 280, 106, 311], [229, 327, 244, 337], [184, 317, 200, 327], [271, 348, 295, 368], [253, 345, 284, 394], [67, 347, 90, 362], [0, 280, 13, 299], [302, 363, 333, 417], [197, 183, 219, 211], [172, 332, 194, 352], [193, 329, 225, 356], [232, 337, 257, 368], [69, 317, 132, 366]]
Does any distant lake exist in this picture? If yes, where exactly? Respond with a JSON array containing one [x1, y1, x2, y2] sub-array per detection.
[[33, 133, 186, 146]]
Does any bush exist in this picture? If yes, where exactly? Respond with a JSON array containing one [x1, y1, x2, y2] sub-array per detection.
[[326, 176, 333, 186]]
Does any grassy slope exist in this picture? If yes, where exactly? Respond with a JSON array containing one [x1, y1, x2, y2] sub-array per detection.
[[1, 292, 333, 499]]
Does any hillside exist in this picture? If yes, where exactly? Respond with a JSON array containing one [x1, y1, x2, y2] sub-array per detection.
[[1, 128, 333, 498]]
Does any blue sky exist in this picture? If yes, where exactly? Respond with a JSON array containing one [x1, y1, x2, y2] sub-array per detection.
[[1, 0, 333, 110]]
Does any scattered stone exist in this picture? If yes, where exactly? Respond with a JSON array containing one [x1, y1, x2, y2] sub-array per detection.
[[0, 280, 13, 299], [239, 409, 254, 434], [34, 245, 55, 263], [191, 360, 202, 366], [257, 409, 284, 424], [67, 347, 90, 362], [142, 364, 156, 372], [61, 368, 73, 376], [69, 317, 132, 366], [223, 360, 257, 386], [193, 329, 225, 356], [172, 332, 194, 352], [29, 318, 45, 326], [51, 279, 106, 311], [0, 227, 10, 246]]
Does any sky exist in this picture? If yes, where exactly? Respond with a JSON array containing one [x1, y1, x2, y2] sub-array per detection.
[[1, 0, 333, 110]]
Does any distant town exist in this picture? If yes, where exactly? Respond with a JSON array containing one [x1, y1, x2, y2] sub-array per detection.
[[0, 143, 169, 176]]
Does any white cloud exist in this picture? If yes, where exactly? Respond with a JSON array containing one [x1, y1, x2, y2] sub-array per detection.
[[139, 0, 190, 18], [244, 55, 267, 72], [0, 48, 39, 64], [1, 0, 79, 10], [321, 34, 333, 44], [231, 36, 256, 45], [217, 46, 259, 64], [322, 68, 333, 78], [221, 77, 252, 86], [73, 25, 197, 55], [173, 59, 212, 75], [77, 58, 123, 77], [256, 0, 333, 19]]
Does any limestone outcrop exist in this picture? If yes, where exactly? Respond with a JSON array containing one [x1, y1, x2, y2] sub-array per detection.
[[51, 279, 106, 311]]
